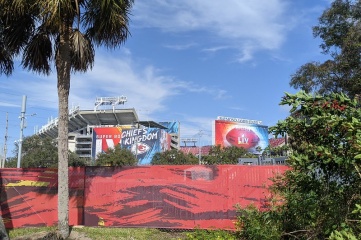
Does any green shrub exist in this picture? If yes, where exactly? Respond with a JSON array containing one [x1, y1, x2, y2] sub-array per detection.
[[235, 204, 282, 240], [186, 228, 237, 240]]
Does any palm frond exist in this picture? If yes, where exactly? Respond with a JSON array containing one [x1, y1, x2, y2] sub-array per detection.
[[70, 29, 94, 72], [37, 0, 79, 35], [0, 0, 36, 16], [82, 0, 134, 48], [0, 46, 14, 76], [22, 32, 53, 75], [38, 0, 76, 23], [0, 0, 36, 54], [3, 15, 35, 55]]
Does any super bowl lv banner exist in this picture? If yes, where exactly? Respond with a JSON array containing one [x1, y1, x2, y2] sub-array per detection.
[[92, 127, 123, 158], [214, 120, 269, 154]]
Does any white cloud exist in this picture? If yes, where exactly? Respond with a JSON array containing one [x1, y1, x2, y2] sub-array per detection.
[[4, 50, 226, 121], [0, 101, 20, 108], [176, 115, 214, 144], [69, 54, 183, 114], [236, 44, 255, 63], [164, 43, 197, 50], [202, 46, 231, 53], [228, 106, 245, 111], [0, 74, 58, 110], [133, 0, 289, 61]]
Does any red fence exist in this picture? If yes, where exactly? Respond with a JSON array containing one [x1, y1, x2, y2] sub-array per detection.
[[0, 165, 288, 229]]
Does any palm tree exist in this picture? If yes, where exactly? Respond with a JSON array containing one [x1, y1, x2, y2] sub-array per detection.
[[0, 0, 133, 238]]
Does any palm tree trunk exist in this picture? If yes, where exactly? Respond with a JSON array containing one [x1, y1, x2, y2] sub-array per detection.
[[0, 215, 9, 240], [56, 22, 71, 239]]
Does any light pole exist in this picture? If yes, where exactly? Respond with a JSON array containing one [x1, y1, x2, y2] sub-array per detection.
[[17, 95, 26, 168], [198, 130, 204, 165], [16, 96, 36, 168]]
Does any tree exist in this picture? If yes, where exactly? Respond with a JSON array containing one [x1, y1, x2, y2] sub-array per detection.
[[68, 151, 91, 167], [255, 146, 262, 154], [0, 1, 133, 237], [96, 145, 137, 166], [151, 149, 199, 165], [236, 91, 361, 239], [4, 157, 16, 168], [17, 135, 58, 168], [204, 145, 250, 165], [269, 91, 361, 239], [10, 135, 90, 168], [268, 145, 288, 157], [290, 0, 361, 98]]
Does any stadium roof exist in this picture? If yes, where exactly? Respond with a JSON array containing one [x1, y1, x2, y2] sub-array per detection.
[[135, 121, 168, 129], [37, 108, 139, 138]]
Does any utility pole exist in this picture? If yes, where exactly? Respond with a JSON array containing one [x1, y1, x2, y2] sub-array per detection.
[[2, 112, 8, 168], [17, 95, 27, 168], [197, 130, 204, 165]]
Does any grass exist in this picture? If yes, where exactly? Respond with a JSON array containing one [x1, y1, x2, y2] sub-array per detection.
[[8, 226, 57, 238], [8, 226, 238, 240], [8, 226, 189, 240], [73, 227, 188, 240]]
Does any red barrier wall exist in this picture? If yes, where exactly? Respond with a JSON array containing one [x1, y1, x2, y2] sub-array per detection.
[[0, 165, 288, 229], [0, 168, 84, 228]]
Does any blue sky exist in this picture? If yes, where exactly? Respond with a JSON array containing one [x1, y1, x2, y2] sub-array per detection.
[[0, 0, 332, 157]]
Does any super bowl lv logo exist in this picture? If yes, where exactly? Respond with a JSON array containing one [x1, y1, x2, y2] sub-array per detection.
[[226, 128, 260, 149], [94, 128, 122, 152], [238, 134, 249, 145]]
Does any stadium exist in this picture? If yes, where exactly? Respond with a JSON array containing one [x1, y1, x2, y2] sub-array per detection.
[[36, 96, 286, 164], [36, 96, 180, 165]]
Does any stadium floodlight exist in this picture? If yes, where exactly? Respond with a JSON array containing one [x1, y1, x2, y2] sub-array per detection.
[[180, 138, 198, 146], [94, 96, 127, 111]]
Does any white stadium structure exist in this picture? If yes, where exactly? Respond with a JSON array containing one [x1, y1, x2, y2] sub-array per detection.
[[36, 96, 180, 159]]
